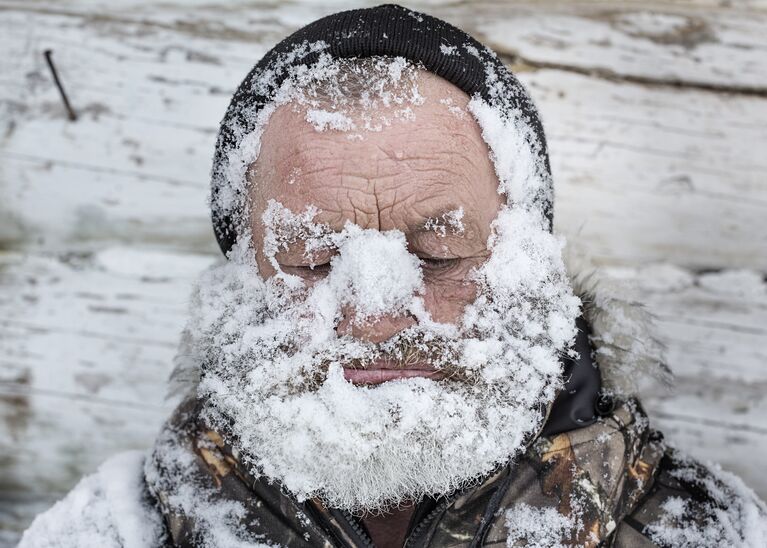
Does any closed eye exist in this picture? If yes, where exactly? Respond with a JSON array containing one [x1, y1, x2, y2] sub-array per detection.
[[306, 262, 331, 272], [280, 262, 332, 277], [419, 256, 460, 270]]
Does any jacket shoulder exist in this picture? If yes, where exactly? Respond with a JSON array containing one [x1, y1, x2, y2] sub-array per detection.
[[18, 451, 165, 548], [612, 448, 767, 547]]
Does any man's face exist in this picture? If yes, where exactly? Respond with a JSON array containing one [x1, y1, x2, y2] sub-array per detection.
[[249, 72, 504, 380], [193, 60, 579, 512]]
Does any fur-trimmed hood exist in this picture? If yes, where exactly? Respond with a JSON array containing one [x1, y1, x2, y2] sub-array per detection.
[[569, 266, 672, 396]]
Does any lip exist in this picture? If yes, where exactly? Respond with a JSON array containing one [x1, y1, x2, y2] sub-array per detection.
[[343, 358, 445, 385]]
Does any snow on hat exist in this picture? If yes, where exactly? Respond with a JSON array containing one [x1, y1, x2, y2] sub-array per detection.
[[210, 3, 554, 256]]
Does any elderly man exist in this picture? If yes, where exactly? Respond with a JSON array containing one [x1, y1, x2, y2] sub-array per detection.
[[20, 4, 767, 547]]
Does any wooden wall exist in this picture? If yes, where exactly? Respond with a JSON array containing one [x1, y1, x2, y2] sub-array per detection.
[[1, 1, 765, 543]]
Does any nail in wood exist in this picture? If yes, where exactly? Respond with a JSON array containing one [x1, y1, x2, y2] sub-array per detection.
[[43, 49, 77, 121]]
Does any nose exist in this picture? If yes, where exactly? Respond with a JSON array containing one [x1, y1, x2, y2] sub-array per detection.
[[335, 305, 416, 344]]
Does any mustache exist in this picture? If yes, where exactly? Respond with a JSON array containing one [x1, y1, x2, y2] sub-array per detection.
[[201, 324, 488, 394], [302, 333, 476, 389]]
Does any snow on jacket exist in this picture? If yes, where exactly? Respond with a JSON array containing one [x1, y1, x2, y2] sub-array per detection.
[[19, 394, 767, 548]]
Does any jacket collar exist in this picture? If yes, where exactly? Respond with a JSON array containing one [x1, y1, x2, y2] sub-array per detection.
[[146, 395, 663, 547]]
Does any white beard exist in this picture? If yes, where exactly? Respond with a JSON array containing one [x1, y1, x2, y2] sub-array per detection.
[[188, 206, 580, 513]]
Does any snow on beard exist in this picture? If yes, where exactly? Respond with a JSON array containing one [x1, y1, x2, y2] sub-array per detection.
[[192, 53, 581, 513], [192, 211, 579, 513]]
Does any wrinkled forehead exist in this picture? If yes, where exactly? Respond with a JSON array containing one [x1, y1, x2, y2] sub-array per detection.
[[248, 70, 503, 239]]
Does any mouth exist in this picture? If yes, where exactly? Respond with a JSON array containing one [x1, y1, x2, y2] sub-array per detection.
[[342, 357, 446, 386]]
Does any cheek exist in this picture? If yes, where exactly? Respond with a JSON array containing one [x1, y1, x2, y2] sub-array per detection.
[[421, 277, 479, 325]]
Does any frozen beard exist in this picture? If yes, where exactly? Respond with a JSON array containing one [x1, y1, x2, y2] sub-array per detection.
[[194, 53, 580, 512], [189, 203, 580, 513]]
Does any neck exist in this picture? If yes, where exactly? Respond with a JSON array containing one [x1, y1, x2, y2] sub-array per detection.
[[362, 505, 417, 548]]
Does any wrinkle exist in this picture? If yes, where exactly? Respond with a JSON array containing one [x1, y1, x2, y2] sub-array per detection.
[[250, 68, 503, 279]]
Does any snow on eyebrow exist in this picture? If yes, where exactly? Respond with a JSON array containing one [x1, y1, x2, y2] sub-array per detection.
[[422, 207, 465, 237], [261, 200, 425, 322], [261, 199, 333, 285]]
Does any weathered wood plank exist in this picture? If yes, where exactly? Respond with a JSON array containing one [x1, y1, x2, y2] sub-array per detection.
[[1, 1, 766, 545], [2, 2, 766, 269], [648, 389, 767, 506], [0, 247, 216, 540], [0, 248, 215, 399], [0, 153, 216, 250], [608, 264, 767, 382], [472, 5, 767, 91], [532, 69, 767, 270], [607, 264, 767, 499]]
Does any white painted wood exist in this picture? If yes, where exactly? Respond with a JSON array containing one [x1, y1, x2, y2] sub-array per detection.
[[534, 69, 767, 270], [474, 5, 767, 90], [0, 247, 215, 541], [1, 0, 765, 544], [606, 264, 767, 499], [2, 1, 766, 268]]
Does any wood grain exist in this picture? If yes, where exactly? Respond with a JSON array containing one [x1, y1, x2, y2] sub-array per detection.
[[1, 0, 765, 543]]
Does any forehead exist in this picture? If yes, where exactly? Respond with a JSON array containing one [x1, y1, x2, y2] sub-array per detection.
[[250, 71, 501, 234]]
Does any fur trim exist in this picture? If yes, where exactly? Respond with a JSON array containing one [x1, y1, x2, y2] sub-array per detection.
[[567, 259, 674, 395], [167, 328, 200, 401]]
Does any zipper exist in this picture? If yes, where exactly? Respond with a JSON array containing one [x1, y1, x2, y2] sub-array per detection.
[[328, 496, 450, 548], [320, 482, 470, 547], [339, 509, 375, 548], [402, 497, 451, 548], [403, 465, 514, 548]]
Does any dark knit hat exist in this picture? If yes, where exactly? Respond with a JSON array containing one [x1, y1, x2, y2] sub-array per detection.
[[210, 3, 553, 256]]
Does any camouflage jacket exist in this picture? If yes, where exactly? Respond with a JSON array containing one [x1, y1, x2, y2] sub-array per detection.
[[143, 397, 766, 547]]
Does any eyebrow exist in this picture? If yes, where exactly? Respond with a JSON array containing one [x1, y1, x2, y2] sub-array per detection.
[[411, 206, 469, 236], [268, 204, 477, 240]]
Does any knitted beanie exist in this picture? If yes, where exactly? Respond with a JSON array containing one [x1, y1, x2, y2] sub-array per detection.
[[210, 3, 553, 255]]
